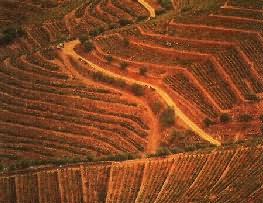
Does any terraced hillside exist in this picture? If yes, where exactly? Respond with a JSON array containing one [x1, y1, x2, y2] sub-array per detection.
[[0, 52, 155, 166], [0, 0, 262, 201], [0, 145, 262, 203], [82, 0, 263, 144]]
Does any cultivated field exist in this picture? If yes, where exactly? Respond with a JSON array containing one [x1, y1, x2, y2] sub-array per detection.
[[0, 0, 262, 202], [0, 145, 262, 202]]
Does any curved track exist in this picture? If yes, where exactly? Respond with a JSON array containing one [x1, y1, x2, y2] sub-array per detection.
[[62, 40, 221, 146]]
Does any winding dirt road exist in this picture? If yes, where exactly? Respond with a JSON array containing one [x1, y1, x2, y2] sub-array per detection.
[[138, 0, 156, 18], [62, 40, 221, 146]]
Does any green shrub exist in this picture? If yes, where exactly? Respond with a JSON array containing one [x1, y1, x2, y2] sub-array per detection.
[[158, 0, 172, 9], [151, 101, 161, 114], [170, 129, 185, 139], [130, 83, 145, 96], [220, 113, 231, 123], [170, 147, 185, 154], [155, 147, 171, 156], [160, 107, 175, 126], [156, 8, 166, 15], [100, 152, 138, 161], [0, 26, 23, 45], [109, 23, 119, 29], [123, 38, 129, 47], [118, 18, 132, 26], [89, 27, 104, 36], [137, 15, 148, 21], [120, 62, 128, 70], [185, 145, 197, 152], [78, 34, 89, 44], [83, 40, 93, 52], [105, 54, 113, 63], [203, 117, 213, 127], [139, 66, 147, 75]]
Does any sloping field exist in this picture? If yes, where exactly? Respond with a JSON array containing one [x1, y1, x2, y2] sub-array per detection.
[[0, 52, 153, 166], [84, 2, 263, 143], [0, 145, 262, 202], [0, 0, 262, 201]]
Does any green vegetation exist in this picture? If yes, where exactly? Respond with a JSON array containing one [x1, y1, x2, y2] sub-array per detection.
[[35, 0, 58, 8], [123, 38, 130, 47], [136, 15, 148, 22], [158, 0, 172, 9], [130, 83, 145, 96], [169, 129, 185, 140], [83, 40, 94, 52], [151, 101, 162, 114], [0, 26, 23, 45], [105, 55, 113, 63], [109, 23, 120, 29], [79, 34, 89, 44], [120, 62, 128, 70], [203, 117, 214, 127], [139, 66, 148, 76], [118, 18, 132, 26], [100, 152, 138, 161], [89, 27, 104, 37], [160, 107, 175, 126], [220, 113, 231, 123], [0, 152, 139, 172], [24, 0, 88, 24]]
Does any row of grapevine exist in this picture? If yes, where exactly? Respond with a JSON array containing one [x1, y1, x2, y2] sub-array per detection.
[[0, 146, 262, 202]]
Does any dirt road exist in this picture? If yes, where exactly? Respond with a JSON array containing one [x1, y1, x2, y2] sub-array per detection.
[[138, 0, 156, 18], [62, 40, 221, 146]]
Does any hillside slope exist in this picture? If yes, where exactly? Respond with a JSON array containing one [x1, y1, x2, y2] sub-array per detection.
[[0, 145, 262, 203]]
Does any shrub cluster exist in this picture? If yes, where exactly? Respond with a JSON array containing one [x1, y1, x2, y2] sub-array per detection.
[[0, 26, 23, 45], [160, 107, 175, 126], [1, 152, 140, 172]]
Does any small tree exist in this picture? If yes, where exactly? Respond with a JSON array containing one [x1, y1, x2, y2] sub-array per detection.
[[261, 126, 263, 134], [89, 27, 104, 37], [0, 26, 23, 45], [170, 129, 185, 140], [155, 147, 171, 156], [120, 62, 128, 70], [109, 23, 119, 29], [105, 55, 113, 63], [123, 38, 129, 47], [139, 66, 147, 76], [259, 115, 263, 122], [220, 113, 231, 123], [130, 83, 144, 96], [156, 8, 166, 15], [137, 15, 148, 22], [203, 117, 213, 127], [78, 34, 89, 44], [160, 107, 175, 126], [119, 18, 132, 26], [158, 0, 172, 9], [151, 101, 161, 114], [83, 40, 93, 52]]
